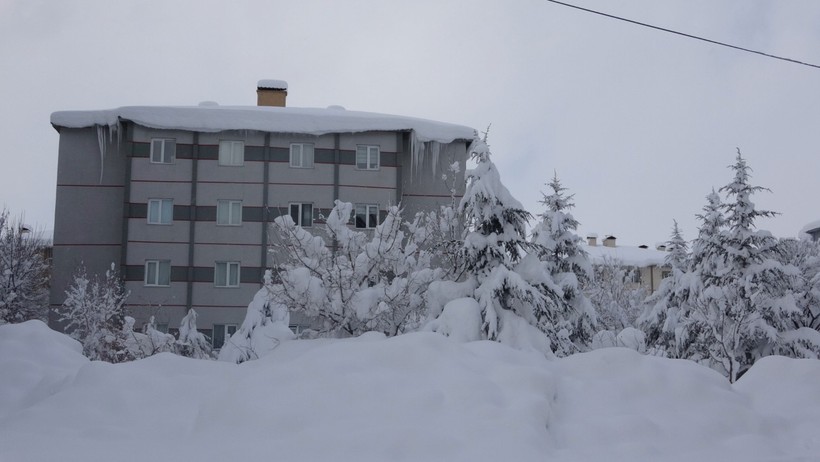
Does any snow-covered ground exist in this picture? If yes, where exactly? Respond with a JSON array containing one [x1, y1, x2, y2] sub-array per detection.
[[1, 320, 819, 462]]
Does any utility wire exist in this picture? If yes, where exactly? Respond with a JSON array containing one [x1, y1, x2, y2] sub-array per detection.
[[544, 0, 820, 70]]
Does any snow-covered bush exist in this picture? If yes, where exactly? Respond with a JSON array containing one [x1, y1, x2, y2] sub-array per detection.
[[424, 297, 482, 343], [121, 316, 168, 359], [583, 256, 647, 333], [219, 271, 294, 363], [269, 202, 441, 337], [0, 209, 49, 324], [56, 263, 133, 363], [175, 309, 213, 359]]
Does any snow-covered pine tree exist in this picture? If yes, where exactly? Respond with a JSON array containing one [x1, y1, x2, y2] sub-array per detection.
[[176, 309, 213, 359], [694, 151, 800, 382], [57, 263, 133, 363], [676, 190, 727, 362], [773, 238, 820, 359], [0, 209, 49, 324], [455, 137, 556, 344], [638, 220, 691, 357], [530, 172, 597, 354]]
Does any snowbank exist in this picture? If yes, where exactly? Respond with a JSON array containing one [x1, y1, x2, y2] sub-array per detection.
[[1, 322, 819, 461], [0, 320, 87, 418], [50, 105, 475, 144]]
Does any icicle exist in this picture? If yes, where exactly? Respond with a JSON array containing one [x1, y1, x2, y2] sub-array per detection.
[[96, 125, 107, 183], [408, 133, 450, 179], [430, 141, 441, 178]]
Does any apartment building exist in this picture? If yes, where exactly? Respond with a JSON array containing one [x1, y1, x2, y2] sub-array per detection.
[[584, 234, 670, 293], [49, 81, 474, 346]]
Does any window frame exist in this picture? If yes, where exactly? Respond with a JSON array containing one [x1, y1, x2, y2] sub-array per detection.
[[150, 138, 176, 164], [354, 204, 379, 229], [289, 202, 314, 228], [147, 198, 174, 225], [356, 145, 380, 170], [216, 199, 243, 226], [144, 260, 171, 287], [218, 140, 245, 166], [214, 261, 241, 288], [289, 143, 315, 169]]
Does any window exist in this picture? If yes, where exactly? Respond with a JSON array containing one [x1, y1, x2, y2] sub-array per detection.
[[355, 204, 379, 229], [290, 143, 314, 168], [356, 145, 380, 170], [218, 140, 244, 166], [212, 324, 237, 349], [217, 200, 242, 226], [147, 199, 173, 225], [661, 270, 673, 279], [150, 138, 176, 164], [145, 260, 171, 287], [631, 268, 642, 284], [215, 261, 240, 287], [289, 203, 313, 227]]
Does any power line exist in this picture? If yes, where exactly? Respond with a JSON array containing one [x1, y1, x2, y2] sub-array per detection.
[[544, 0, 820, 70]]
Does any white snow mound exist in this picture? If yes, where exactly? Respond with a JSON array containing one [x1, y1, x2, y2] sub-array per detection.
[[1, 322, 819, 461]]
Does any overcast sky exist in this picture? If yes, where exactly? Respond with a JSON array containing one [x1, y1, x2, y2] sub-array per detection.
[[1, 0, 818, 246]]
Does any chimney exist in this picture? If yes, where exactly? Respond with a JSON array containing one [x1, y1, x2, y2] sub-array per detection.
[[257, 79, 288, 107], [603, 235, 617, 248], [586, 233, 598, 247]]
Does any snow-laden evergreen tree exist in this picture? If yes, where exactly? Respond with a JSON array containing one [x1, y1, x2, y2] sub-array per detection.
[[773, 238, 820, 359], [57, 263, 133, 363], [454, 137, 559, 345], [175, 309, 213, 359], [269, 203, 441, 337], [638, 220, 692, 356], [0, 209, 49, 324], [219, 270, 294, 363], [675, 190, 727, 361], [530, 172, 597, 354], [693, 151, 802, 382]]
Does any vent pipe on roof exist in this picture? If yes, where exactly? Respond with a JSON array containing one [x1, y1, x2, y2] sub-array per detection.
[[257, 79, 288, 107]]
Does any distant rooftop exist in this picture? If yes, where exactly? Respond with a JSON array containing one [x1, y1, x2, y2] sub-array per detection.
[[799, 219, 820, 240], [584, 243, 668, 267], [50, 105, 475, 144]]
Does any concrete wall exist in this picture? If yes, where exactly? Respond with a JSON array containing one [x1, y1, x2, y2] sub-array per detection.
[[49, 126, 126, 325], [639, 265, 669, 293]]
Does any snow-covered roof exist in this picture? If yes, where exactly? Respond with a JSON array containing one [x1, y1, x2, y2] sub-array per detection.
[[798, 219, 820, 240], [257, 79, 288, 90], [584, 244, 668, 267], [50, 106, 476, 143]]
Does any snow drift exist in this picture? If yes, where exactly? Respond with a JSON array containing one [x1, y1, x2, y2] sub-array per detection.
[[1, 321, 819, 461]]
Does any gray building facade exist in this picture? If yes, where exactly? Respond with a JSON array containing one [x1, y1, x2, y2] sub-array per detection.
[[50, 83, 474, 345]]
